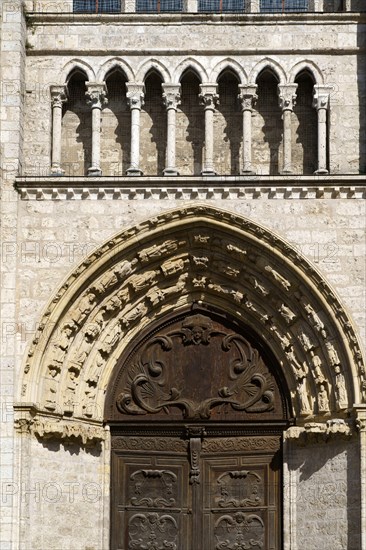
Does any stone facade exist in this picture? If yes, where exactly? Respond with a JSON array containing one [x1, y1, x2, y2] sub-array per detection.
[[1, 2, 366, 549]]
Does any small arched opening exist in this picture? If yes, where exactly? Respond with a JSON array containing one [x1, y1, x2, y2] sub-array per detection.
[[253, 69, 282, 175], [61, 70, 91, 177], [177, 70, 204, 175]]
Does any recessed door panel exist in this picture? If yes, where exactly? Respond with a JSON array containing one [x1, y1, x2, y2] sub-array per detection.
[[111, 434, 281, 550]]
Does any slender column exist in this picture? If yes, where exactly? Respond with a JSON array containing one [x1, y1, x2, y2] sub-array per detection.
[[313, 85, 332, 175], [248, 0, 260, 12], [238, 84, 257, 174], [50, 85, 67, 176], [126, 83, 145, 176], [199, 84, 219, 176], [162, 84, 181, 176], [278, 84, 298, 174], [86, 82, 107, 177], [356, 406, 366, 550], [310, 0, 324, 11], [124, 0, 136, 11], [185, 0, 198, 10]]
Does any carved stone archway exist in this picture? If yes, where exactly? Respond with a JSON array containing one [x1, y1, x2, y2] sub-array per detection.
[[16, 204, 365, 445]]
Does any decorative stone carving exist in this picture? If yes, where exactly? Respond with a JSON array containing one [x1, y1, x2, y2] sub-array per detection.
[[191, 256, 210, 270], [317, 384, 330, 413], [226, 243, 247, 260], [147, 273, 189, 306], [264, 265, 291, 291], [334, 366, 348, 410], [279, 303, 296, 324], [310, 351, 325, 384], [69, 324, 100, 371], [284, 419, 352, 442], [64, 369, 79, 415], [285, 348, 308, 379], [92, 259, 137, 294], [274, 330, 292, 351], [68, 292, 97, 326], [297, 377, 312, 415], [325, 342, 341, 366], [138, 240, 184, 263], [298, 329, 314, 352], [160, 258, 186, 277], [247, 276, 269, 296], [128, 270, 159, 293], [213, 261, 240, 278], [44, 365, 61, 411], [120, 302, 148, 328], [82, 385, 97, 418], [49, 323, 75, 367], [17, 206, 363, 441], [303, 302, 327, 338]]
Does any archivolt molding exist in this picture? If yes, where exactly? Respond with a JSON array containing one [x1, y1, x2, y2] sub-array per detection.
[[210, 59, 247, 84], [16, 205, 365, 444], [173, 58, 209, 82], [97, 57, 135, 82], [249, 57, 287, 84], [288, 59, 324, 85], [136, 58, 172, 83], [60, 58, 97, 83]]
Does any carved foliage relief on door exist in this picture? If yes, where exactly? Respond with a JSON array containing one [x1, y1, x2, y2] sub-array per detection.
[[109, 312, 286, 422]]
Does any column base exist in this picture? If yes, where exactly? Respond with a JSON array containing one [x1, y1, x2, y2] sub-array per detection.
[[201, 170, 217, 176], [50, 168, 65, 176], [87, 167, 102, 177], [163, 168, 180, 176], [280, 169, 293, 175], [126, 167, 143, 176], [241, 168, 256, 176], [314, 169, 329, 175]]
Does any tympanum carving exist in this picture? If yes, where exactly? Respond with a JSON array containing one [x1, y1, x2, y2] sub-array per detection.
[[114, 314, 280, 421]]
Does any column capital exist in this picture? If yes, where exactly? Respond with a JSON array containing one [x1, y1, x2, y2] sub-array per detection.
[[50, 85, 68, 108], [238, 84, 258, 111], [126, 82, 145, 110], [86, 82, 108, 109], [199, 83, 219, 110], [355, 405, 366, 432], [162, 84, 181, 110], [312, 85, 333, 110], [278, 84, 298, 112]]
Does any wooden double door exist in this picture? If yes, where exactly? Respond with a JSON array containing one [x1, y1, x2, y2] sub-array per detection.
[[111, 430, 282, 550], [107, 309, 290, 549]]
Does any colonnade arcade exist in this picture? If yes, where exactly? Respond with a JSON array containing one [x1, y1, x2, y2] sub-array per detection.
[[50, 60, 332, 177]]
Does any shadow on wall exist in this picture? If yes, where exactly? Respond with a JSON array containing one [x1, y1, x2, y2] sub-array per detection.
[[288, 438, 361, 548]]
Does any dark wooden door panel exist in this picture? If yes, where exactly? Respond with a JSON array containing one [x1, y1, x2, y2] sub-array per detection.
[[112, 448, 191, 550], [111, 435, 281, 550]]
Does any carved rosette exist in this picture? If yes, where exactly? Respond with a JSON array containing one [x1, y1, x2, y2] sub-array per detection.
[[18, 205, 363, 443]]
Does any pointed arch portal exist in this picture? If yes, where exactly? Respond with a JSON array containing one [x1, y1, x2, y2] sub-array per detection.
[[15, 204, 365, 549]]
